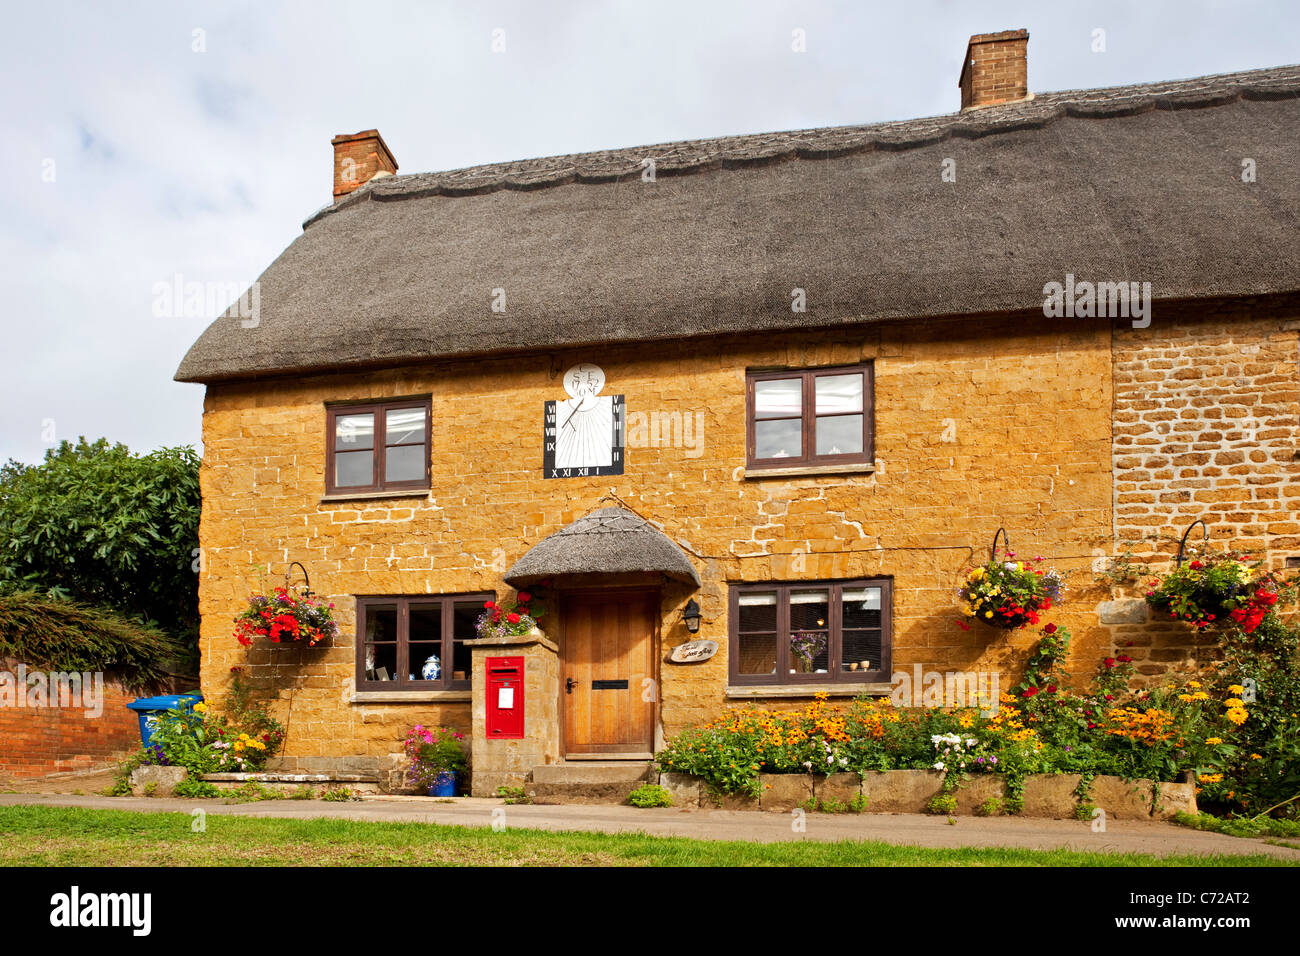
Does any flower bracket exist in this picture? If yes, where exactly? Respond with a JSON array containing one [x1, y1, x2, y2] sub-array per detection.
[[1175, 519, 1209, 568], [989, 527, 1010, 563]]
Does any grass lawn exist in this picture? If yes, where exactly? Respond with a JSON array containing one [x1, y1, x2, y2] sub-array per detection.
[[0, 805, 1294, 866]]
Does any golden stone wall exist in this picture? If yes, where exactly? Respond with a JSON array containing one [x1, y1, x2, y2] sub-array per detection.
[[196, 312, 1126, 773]]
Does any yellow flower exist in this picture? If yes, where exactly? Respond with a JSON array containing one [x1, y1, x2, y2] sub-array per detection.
[[1250, 753, 1263, 760], [192, 702, 207, 714], [1226, 699, 1244, 709], [1190, 692, 1209, 701], [1225, 708, 1248, 726], [1199, 773, 1223, 784], [1228, 684, 1244, 695], [1188, 681, 1201, 689], [1177, 694, 1194, 703], [1205, 737, 1222, 745], [984, 610, 993, 618]]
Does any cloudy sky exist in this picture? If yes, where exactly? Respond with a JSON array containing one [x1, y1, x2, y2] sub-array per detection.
[[2, 0, 1295, 465]]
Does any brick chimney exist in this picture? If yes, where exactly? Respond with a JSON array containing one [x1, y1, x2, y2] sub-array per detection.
[[331, 129, 398, 202], [959, 30, 1030, 110]]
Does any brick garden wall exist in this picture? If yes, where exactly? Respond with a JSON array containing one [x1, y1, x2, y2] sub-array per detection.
[[197, 312, 1119, 773], [0, 660, 151, 779]]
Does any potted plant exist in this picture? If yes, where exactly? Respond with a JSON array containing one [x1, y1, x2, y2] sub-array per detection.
[[234, 583, 339, 647], [790, 631, 827, 672], [475, 589, 546, 640], [404, 725, 467, 796], [956, 551, 1063, 631], [1144, 549, 1293, 633]]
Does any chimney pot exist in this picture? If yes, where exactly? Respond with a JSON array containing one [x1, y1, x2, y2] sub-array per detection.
[[331, 129, 398, 202], [959, 29, 1029, 110]]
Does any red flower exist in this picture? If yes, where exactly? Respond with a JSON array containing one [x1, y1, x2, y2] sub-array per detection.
[[1046, 685, 1057, 693], [956, 620, 971, 632], [506, 612, 521, 624], [1043, 623, 1057, 635], [1103, 657, 1116, 669], [484, 600, 496, 610], [1023, 687, 1040, 698], [517, 591, 532, 603], [1190, 560, 1204, 570], [1117, 655, 1132, 663]]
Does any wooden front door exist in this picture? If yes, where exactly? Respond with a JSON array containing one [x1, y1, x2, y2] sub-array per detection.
[[561, 590, 657, 756]]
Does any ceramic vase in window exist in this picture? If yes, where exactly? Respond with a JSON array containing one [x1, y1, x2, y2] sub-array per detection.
[[421, 654, 441, 681]]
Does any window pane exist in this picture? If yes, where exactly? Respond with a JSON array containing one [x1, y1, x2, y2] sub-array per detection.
[[384, 444, 425, 483], [335, 450, 373, 487], [385, 407, 425, 446], [409, 642, 442, 681], [335, 412, 374, 451], [789, 631, 829, 673], [755, 419, 801, 459], [841, 630, 882, 674], [364, 643, 397, 681], [737, 632, 777, 675], [815, 373, 864, 414], [451, 602, 481, 681], [362, 604, 397, 682], [738, 591, 777, 631], [754, 379, 801, 418], [815, 414, 863, 456], [789, 590, 830, 630], [842, 587, 883, 629]]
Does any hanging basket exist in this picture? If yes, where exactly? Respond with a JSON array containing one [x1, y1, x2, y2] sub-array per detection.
[[956, 529, 1064, 632], [233, 563, 339, 648]]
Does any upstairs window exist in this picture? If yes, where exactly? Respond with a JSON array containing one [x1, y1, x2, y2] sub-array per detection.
[[746, 364, 873, 470], [326, 398, 430, 496]]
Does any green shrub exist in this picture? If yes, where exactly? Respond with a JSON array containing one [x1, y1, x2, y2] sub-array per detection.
[[173, 777, 221, 799], [0, 592, 184, 690], [925, 794, 957, 815], [0, 439, 200, 668], [495, 786, 531, 805], [627, 784, 673, 808], [321, 787, 359, 803], [976, 797, 1003, 817]]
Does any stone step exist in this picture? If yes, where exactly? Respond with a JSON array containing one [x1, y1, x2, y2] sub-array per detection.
[[527, 761, 655, 804]]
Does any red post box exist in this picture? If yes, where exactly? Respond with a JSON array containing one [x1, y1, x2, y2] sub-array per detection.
[[485, 656, 524, 739]]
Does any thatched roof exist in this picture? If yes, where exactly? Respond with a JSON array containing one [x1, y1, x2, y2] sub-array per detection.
[[504, 507, 701, 587], [176, 65, 1300, 383]]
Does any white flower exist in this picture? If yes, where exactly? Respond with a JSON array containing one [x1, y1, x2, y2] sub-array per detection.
[[966, 738, 977, 748], [933, 762, 945, 771], [839, 757, 848, 766]]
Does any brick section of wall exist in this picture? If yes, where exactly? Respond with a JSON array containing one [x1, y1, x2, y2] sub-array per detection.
[[960, 30, 1029, 110], [197, 315, 1116, 771], [1107, 297, 1300, 680], [0, 663, 148, 779]]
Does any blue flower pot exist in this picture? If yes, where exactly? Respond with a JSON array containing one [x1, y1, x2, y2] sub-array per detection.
[[427, 771, 456, 797]]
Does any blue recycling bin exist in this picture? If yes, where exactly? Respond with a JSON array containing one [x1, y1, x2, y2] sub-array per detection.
[[125, 693, 203, 747]]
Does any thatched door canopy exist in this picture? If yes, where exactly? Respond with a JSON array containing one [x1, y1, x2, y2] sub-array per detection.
[[504, 507, 700, 587]]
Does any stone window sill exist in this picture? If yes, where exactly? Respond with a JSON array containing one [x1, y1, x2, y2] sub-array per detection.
[[351, 690, 471, 704], [725, 682, 891, 699], [321, 489, 430, 504], [741, 463, 876, 480]]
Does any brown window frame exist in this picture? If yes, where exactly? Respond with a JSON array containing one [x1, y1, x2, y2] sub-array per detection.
[[325, 397, 432, 496], [727, 578, 892, 686], [745, 363, 874, 470], [355, 593, 492, 692]]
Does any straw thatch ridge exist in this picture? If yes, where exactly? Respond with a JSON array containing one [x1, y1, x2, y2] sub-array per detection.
[[175, 65, 1300, 384], [504, 507, 701, 587]]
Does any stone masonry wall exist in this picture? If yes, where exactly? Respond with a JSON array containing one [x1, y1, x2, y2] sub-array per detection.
[[1106, 296, 1300, 681], [197, 311, 1121, 772]]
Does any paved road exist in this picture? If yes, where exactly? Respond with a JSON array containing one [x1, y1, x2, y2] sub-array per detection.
[[2, 792, 1295, 860]]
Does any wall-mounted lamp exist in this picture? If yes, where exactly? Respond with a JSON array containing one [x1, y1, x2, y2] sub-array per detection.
[[682, 598, 703, 634]]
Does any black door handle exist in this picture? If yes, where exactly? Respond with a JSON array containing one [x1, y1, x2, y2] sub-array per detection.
[[566, 677, 578, 694]]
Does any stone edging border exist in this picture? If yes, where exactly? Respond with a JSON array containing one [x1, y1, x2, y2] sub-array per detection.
[[659, 770, 1197, 820]]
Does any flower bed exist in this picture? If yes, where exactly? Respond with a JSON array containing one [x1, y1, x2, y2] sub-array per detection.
[[657, 624, 1272, 815]]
